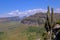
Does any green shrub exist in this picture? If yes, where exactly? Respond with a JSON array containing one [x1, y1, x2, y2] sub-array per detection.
[[0, 32, 4, 35], [56, 20, 60, 24]]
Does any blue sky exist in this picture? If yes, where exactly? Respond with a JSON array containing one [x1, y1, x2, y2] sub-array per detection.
[[0, 0, 60, 14]]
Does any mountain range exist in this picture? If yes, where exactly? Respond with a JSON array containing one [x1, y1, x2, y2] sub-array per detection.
[[0, 9, 60, 24], [21, 13, 60, 25]]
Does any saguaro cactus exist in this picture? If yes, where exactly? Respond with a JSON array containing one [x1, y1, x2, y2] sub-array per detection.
[[49, 8, 54, 40], [45, 6, 54, 40], [45, 6, 51, 32]]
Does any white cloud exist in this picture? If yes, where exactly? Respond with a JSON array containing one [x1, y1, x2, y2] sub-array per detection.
[[8, 9, 47, 17], [1, 8, 60, 18], [8, 10, 20, 16]]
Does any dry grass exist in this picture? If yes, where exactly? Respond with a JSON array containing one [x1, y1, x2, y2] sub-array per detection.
[[0, 21, 45, 40]]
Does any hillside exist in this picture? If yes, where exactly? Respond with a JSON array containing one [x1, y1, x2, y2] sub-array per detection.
[[21, 13, 60, 25], [0, 16, 20, 22], [0, 21, 45, 40]]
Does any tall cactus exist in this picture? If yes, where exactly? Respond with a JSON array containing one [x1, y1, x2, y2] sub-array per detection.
[[51, 8, 54, 28], [51, 8, 54, 23], [45, 6, 54, 40], [45, 6, 51, 32], [50, 8, 55, 40]]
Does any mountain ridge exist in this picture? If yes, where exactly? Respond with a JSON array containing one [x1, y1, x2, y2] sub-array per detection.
[[21, 13, 60, 25], [0, 16, 20, 22]]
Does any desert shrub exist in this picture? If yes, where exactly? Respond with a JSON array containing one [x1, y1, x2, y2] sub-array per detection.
[[56, 20, 60, 24], [27, 26, 46, 34], [0, 32, 7, 40], [0, 32, 4, 40], [26, 26, 46, 40], [27, 26, 39, 32], [0, 32, 4, 35]]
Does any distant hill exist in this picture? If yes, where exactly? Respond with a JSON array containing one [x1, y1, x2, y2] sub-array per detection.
[[0, 16, 20, 22], [21, 13, 60, 25]]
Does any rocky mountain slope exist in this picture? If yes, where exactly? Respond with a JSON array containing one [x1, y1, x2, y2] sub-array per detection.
[[21, 13, 60, 25]]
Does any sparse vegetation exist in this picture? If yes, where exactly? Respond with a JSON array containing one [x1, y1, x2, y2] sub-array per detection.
[[0, 21, 47, 40]]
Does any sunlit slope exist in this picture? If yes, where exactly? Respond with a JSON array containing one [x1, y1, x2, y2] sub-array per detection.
[[0, 21, 45, 40], [0, 21, 29, 40]]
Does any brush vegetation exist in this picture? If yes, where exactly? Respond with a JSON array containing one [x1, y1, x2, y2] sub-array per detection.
[[0, 21, 47, 40]]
